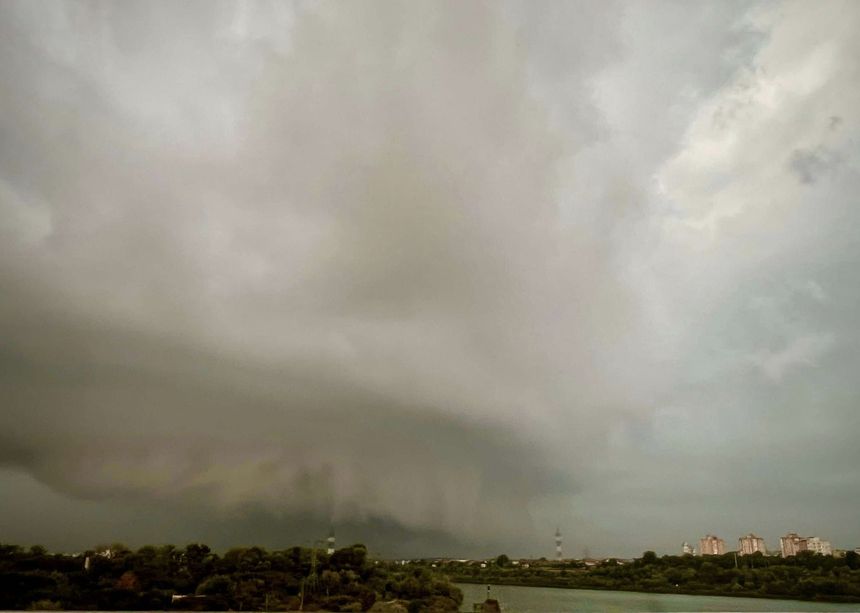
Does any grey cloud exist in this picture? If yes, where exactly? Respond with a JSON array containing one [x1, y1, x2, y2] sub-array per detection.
[[1, 0, 625, 555], [788, 146, 843, 184], [2, 0, 860, 558]]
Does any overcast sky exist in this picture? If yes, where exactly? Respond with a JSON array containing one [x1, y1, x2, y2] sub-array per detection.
[[1, 0, 859, 559]]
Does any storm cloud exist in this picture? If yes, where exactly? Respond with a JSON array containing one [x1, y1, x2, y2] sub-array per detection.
[[1, 0, 859, 557]]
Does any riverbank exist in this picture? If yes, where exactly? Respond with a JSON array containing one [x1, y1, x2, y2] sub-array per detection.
[[442, 551, 860, 605], [451, 577, 860, 610], [453, 576, 860, 605], [455, 582, 860, 612]]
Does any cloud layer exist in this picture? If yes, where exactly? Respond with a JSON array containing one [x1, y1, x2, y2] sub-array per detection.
[[1, 0, 859, 557]]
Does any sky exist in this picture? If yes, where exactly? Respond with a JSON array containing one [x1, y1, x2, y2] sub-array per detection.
[[1, 0, 859, 559]]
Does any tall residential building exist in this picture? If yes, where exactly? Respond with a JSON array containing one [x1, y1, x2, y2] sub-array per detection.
[[699, 535, 726, 556], [682, 542, 695, 555], [780, 533, 832, 557], [780, 533, 807, 557], [738, 533, 767, 556]]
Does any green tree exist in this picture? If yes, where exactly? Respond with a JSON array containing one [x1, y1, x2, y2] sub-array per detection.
[[641, 551, 658, 566], [196, 574, 234, 598]]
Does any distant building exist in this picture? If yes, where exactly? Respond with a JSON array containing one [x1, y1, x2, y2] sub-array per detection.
[[806, 537, 832, 556], [738, 533, 767, 556], [779, 532, 809, 558], [780, 533, 831, 557], [780, 533, 807, 557], [699, 535, 726, 556], [682, 542, 695, 555]]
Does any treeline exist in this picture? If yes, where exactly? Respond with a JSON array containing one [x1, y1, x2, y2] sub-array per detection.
[[445, 550, 860, 603], [0, 542, 462, 612]]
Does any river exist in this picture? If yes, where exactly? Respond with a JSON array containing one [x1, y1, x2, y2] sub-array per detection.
[[455, 583, 860, 612]]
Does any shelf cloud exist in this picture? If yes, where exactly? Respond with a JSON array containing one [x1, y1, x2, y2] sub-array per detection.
[[1, 0, 859, 557]]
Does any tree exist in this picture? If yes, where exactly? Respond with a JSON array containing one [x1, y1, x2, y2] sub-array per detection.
[[321, 570, 341, 596], [331, 544, 368, 570], [641, 551, 658, 566], [115, 571, 140, 592], [0, 541, 466, 611], [196, 574, 234, 598]]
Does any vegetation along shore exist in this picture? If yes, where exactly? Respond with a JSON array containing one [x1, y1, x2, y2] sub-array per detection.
[[444, 550, 860, 604], [5, 542, 860, 610], [0, 542, 462, 612]]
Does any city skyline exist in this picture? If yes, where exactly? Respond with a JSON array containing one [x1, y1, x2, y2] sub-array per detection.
[[1, 0, 859, 559]]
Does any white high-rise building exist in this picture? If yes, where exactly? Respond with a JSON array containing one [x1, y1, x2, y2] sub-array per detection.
[[682, 542, 695, 555], [806, 537, 832, 556]]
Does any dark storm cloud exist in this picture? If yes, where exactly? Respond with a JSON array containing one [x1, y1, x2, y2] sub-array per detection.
[[2, 0, 860, 557], [0, 0, 629, 555]]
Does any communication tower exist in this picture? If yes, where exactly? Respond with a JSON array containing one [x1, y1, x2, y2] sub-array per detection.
[[327, 529, 336, 555], [555, 527, 563, 560]]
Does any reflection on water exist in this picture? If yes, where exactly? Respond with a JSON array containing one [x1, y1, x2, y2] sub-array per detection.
[[456, 583, 860, 612]]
